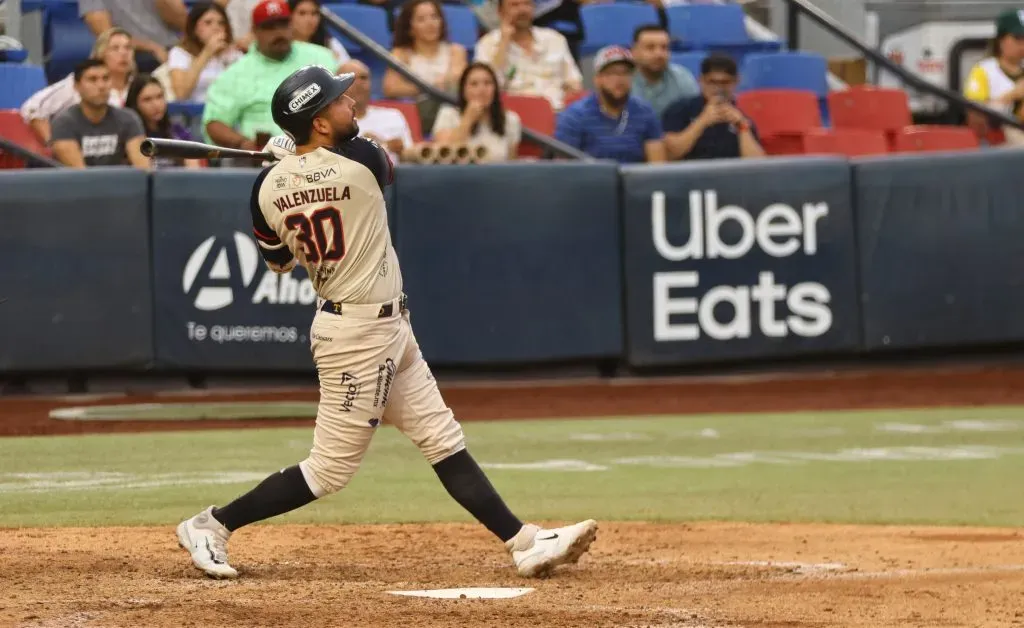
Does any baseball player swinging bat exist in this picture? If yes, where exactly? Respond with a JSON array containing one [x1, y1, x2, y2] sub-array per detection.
[[174, 66, 598, 581]]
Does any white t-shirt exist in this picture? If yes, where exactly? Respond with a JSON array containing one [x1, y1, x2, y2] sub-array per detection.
[[357, 105, 414, 164], [167, 46, 243, 102], [432, 104, 521, 161]]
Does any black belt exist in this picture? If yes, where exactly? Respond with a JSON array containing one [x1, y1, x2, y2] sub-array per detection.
[[320, 294, 407, 318]]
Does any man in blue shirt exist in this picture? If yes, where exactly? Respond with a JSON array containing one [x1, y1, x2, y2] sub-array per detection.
[[631, 25, 699, 117], [662, 53, 765, 161], [554, 45, 666, 163]]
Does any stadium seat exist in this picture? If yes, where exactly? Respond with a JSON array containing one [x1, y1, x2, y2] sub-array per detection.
[[0, 109, 51, 168], [737, 88, 820, 155], [891, 125, 980, 153], [441, 5, 479, 53], [827, 87, 911, 134], [0, 63, 47, 109], [501, 94, 554, 158], [322, 4, 392, 54], [564, 89, 590, 107], [44, 11, 96, 83], [664, 4, 781, 56], [580, 4, 659, 55], [670, 51, 707, 80], [801, 128, 889, 158], [372, 99, 423, 142], [739, 52, 828, 98]]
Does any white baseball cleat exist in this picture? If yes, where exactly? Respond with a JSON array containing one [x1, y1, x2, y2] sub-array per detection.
[[176, 506, 238, 579], [506, 519, 598, 578]]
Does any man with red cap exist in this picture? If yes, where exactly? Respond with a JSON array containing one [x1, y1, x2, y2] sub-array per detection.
[[201, 0, 339, 152]]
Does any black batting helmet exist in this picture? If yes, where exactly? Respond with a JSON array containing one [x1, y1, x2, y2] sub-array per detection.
[[272, 65, 355, 143]]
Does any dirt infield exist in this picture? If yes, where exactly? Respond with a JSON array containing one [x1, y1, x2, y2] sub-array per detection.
[[4, 363, 1024, 626], [4, 521, 1024, 627], [6, 363, 1024, 436]]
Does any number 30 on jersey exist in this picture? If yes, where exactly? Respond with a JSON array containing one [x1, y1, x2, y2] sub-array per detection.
[[285, 207, 345, 263]]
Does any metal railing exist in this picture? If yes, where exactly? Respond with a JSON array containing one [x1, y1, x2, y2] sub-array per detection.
[[319, 6, 594, 161], [783, 0, 1024, 132]]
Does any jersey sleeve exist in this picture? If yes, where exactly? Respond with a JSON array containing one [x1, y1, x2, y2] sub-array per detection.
[[329, 136, 394, 192], [250, 166, 296, 270], [964, 65, 990, 102]]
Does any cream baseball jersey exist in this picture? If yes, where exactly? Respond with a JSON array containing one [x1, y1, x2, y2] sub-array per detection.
[[250, 136, 401, 305]]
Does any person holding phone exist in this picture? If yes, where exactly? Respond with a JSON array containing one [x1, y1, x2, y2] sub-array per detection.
[[661, 53, 764, 161]]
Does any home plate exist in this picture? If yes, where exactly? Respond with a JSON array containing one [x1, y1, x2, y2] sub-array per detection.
[[387, 587, 535, 599]]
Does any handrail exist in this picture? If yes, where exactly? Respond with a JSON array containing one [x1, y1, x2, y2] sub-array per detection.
[[783, 0, 1024, 132], [319, 5, 594, 161], [0, 137, 62, 168]]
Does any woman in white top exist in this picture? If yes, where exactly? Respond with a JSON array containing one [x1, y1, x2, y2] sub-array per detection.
[[289, 0, 351, 65], [20, 27, 134, 144], [168, 2, 242, 102], [433, 62, 522, 162], [383, 0, 468, 131]]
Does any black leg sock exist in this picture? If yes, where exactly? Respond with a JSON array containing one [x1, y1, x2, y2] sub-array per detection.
[[432, 449, 524, 542], [212, 465, 317, 532]]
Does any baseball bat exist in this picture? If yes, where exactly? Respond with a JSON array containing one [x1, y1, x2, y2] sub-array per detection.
[[140, 138, 275, 161]]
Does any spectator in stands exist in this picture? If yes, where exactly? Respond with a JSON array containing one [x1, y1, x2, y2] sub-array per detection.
[[225, 0, 262, 52], [474, 0, 583, 111], [50, 59, 149, 169], [433, 62, 522, 162], [79, 0, 187, 72], [202, 0, 338, 150], [339, 60, 414, 164], [662, 53, 763, 160], [20, 28, 135, 144], [631, 24, 698, 117], [964, 9, 1024, 146], [384, 0, 468, 133], [289, 0, 352, 65], [169, 3, 242, 102], [126, 74, 202, 168], [554, 46, 664, 163]]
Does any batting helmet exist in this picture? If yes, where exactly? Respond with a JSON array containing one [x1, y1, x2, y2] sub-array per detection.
[[272, 65, 355, 143]]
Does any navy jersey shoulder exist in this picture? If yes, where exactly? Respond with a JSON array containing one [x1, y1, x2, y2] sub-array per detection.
[[249, 166, 277, 243], [329, 136, 394, 193]]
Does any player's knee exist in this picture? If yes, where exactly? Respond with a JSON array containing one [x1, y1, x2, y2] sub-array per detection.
[[418, 418, 466, 466], [300, 453, 358, 497]]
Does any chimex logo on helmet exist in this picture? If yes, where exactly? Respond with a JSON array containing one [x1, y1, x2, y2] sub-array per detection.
[[288, 83, 321, 112], [182, 232, 316, 311]]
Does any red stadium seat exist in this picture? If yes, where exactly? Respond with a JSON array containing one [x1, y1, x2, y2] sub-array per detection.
[[0, 109, 50, 168], [736, 89, 821, 155], [502, 94, 555, 158], [891, 125, 980, 153], [564, 90, 590, 108], [828, 87, 912, 150], [371, 99, 423, 143], [802, 128, 889, 158]]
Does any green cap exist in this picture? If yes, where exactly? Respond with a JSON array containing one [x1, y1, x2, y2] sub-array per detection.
[[996, 9, 1024, 36]]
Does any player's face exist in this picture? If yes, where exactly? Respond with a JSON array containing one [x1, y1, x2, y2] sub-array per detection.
[[595, 62, 633, 107], [317, 94, 359, 145], [102, 33, 134, 75], [410, 2, 443, 44], [77, 66, 112, 107], [134, 83, 168, 129], [194, 8, 228, 45], [463, 67, 496, 106], [291, 1, 320, 42], [632, 31, 669, 74], [256, 19, 293, 60]]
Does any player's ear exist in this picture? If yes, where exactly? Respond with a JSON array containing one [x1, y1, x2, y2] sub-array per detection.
[[311, 114, 330, 139]]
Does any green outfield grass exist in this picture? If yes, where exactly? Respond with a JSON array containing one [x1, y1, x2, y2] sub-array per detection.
[[2, 406, 1024, 528]]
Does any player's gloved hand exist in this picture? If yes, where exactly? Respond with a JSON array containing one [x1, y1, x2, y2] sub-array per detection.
[[262, 135, 295, 160]]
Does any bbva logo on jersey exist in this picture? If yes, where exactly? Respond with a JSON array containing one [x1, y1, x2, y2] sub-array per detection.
[[182, 232, 316, 311]]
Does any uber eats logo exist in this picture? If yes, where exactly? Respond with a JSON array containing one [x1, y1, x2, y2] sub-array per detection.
[[182, 232, 316, 311], [651, 190, 832, 342]]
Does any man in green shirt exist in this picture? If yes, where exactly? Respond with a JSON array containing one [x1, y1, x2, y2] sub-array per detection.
[[202, 0, 338, 150]]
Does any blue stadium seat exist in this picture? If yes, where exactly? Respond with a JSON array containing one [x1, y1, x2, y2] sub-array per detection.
[[670, 51, 706, 80], [664, 4, 781, 56], [441, 5, 480, 53], [44, 11, 96, 83], [322, 4, 392, 54], [738, 52, 828, 98], [580, 4, 659, 55], [0, 63, 47, 109]]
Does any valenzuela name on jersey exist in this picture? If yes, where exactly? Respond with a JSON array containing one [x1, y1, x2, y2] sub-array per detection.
[[273, 186, 350, 212]]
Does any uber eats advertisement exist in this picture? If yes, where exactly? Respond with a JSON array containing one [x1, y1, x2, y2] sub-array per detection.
[[620, 159, 861, 367]]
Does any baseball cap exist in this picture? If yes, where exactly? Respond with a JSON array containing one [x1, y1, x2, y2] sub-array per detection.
[[996, 9, 1024, 37], [593, 45, 634, 73], [252, 0, 291, 29]]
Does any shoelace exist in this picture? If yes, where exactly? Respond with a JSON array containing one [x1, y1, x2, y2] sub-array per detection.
[[206, 534, 230, 564]]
